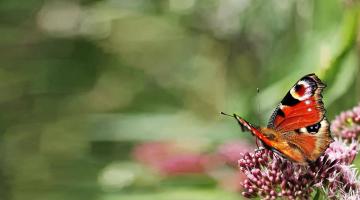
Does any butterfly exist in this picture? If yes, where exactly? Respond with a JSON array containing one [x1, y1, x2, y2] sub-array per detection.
[[222, 73, 334, 165]]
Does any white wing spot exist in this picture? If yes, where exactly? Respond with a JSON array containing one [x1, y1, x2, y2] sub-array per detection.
[[279, 104, 284, 109], [307, 108, 312, 112], [305, 100, 311, 105], [299, 127, 307, 133]]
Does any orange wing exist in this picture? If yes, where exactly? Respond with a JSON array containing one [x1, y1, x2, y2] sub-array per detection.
[[279, 117, 333, 163], [257, 117, 333, 164], [268, 74, 326, 132]]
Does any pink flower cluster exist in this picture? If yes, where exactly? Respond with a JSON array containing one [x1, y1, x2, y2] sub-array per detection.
[[331, 103, 360, 140], [323, 138, 360, 198], [239, 149, 338, 200], [325, 138, 358, 164]]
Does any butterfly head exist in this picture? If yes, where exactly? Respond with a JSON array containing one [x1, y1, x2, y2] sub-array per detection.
[[259, 128, 278, 141]]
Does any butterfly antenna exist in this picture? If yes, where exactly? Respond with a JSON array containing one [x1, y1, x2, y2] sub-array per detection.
[[256, 87, 262, 125], [220, 112, 247, 132], [254, 89, 262, 150], [254, 90, 261, 150], [220, 111, 233, 117]]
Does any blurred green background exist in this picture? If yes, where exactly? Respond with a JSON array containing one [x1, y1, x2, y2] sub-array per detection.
[[0, 0, 359, 200]]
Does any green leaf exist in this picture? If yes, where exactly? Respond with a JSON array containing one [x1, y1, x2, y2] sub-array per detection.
[[313, 189, 321, 200]]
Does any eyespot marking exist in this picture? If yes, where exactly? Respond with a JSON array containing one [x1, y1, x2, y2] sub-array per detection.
[[294, 84, 306, 96], [290, 80, 314, 101], [306, 122, 321, 134]]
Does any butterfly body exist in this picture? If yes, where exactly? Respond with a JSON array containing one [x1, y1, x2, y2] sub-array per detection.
[[226, 74, 334, 165]]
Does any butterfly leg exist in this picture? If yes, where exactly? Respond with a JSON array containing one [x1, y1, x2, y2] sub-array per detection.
[[254, 138, 265, 153], [255, 137, 260, 148], [254, 146, 265, 154]]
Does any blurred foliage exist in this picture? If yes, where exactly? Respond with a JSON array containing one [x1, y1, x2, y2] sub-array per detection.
[[0, 0, 359, 200]]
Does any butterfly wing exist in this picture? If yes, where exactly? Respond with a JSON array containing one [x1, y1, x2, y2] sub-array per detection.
[[228, 74, 333, 164], [283, 117, 333, 162], [266, 73, 333, 163], [264, 117, 333, 164], [267, 73, 326, 132]]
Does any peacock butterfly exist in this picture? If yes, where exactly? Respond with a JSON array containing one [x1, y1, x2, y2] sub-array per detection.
[[222, 73, 334, 165]]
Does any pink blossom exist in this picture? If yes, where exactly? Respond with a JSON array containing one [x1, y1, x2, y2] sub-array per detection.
[[325, 138, 358, 164], [132, 141, 221, 176], [132, 141, 178, 168], [331, 103, 360, 140], [217, 140, 255, 168], [157, 154, 208, 175], [238, 137, 360, 199]]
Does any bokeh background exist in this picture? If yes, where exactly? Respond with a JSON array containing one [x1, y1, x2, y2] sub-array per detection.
[[0, 0, 359, 200]]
